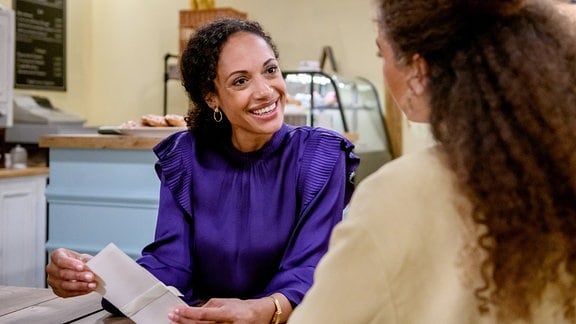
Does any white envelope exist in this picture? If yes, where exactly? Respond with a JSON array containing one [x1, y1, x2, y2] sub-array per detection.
[[86, 243, 187, 323]]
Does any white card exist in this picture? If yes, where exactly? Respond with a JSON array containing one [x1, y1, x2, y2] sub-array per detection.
[[86, 243, 187, 323]]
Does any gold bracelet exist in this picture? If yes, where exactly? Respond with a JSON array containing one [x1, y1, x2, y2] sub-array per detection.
[[269, 295, 282, 324]]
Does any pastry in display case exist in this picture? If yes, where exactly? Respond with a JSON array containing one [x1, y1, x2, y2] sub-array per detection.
[[282, 71, 393, 182]]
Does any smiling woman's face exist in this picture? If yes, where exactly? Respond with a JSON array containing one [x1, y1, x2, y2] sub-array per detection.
[[210, 32, 286, 152]]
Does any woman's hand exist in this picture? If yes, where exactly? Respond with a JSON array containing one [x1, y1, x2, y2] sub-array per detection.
[[46, 248, 97, 298], [168, 296, 283, 324]]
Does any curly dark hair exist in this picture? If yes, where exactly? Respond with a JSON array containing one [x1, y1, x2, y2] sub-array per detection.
[[179, 17, 279, 147], [377, 0, 576, 320]]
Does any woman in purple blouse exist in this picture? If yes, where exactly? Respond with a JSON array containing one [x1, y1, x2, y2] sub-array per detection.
[[46, 18, 358, 323]]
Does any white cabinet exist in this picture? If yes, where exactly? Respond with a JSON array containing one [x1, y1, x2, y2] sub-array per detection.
[[0, 170, 48, 288]]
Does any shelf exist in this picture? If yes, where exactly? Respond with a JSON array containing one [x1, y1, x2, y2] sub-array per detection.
[[179, 8, 247, 53]]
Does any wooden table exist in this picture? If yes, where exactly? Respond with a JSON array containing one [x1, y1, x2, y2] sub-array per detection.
[[0, 285, 134, 323]]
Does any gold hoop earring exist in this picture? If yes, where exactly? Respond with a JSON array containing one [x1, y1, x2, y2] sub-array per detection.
[[401, 88, 415, 115], [213, 107, 223, 123], [407, 94, 414, 115]]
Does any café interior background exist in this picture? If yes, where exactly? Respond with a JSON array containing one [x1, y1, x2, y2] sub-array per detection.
[[0, 0, 435, 153]]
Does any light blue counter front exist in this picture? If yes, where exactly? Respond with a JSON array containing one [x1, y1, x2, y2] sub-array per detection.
[[41, 135, 164, 259]]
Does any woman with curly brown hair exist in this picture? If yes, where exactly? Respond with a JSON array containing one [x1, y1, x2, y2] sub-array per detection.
[[289, 0, 576, 323]]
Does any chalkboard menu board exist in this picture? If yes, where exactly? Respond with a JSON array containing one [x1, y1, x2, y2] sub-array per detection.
[[13, 0, 65, 90]]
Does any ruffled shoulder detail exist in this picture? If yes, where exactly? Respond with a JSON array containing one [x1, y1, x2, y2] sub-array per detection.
[[153, 130, 195, 215], [298, 128, 359, 210]]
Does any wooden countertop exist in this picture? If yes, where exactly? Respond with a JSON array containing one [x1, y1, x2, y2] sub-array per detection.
[[0, 285, 133, 323], [0, 166, 49, 179], [39, 134, 164, 150]]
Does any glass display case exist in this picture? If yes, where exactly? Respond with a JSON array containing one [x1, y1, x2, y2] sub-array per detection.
[[282, 71, 393, 182]]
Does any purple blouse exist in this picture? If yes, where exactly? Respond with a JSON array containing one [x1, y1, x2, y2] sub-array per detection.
[[136, 124, 358, 306]]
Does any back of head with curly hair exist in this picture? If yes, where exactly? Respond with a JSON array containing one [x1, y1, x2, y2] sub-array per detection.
[[179, 17, 279, 147], [377, 0, 576, 320]]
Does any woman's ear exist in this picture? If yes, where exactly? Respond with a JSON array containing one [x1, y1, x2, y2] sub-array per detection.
[[204, 93, 218, 109], [406, 53, 429, 96], [403, 53, 431, 123]]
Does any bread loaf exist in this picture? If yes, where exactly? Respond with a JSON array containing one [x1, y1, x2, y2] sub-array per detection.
[[165, 114, 187, 127], [141, 114, 169, 127]]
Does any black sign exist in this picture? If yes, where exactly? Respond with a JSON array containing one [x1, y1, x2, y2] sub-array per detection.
[[13, 0, 65, 90]]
